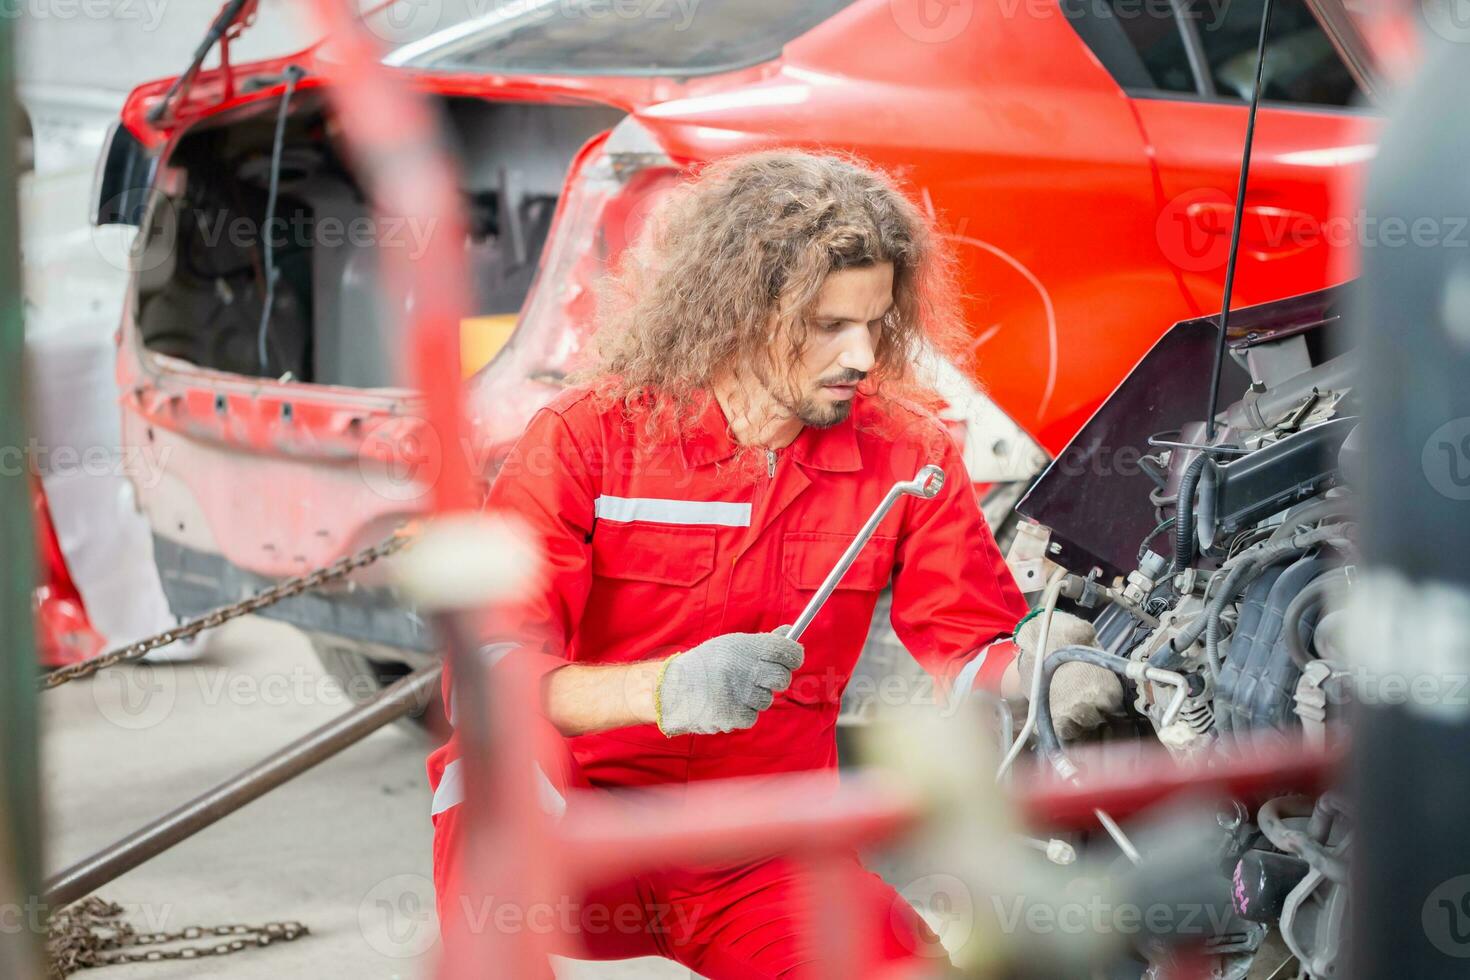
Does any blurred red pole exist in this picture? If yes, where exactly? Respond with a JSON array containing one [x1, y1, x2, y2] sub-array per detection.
[[1016, 735, 1344, 828], [807, 848, 864, 980], [297, 4, 553, 976], [301, 0, 474, 516], [556, 773, 916, 884]]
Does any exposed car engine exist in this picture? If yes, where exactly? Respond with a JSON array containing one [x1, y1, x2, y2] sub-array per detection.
[[1009, 287, 1356, 979]]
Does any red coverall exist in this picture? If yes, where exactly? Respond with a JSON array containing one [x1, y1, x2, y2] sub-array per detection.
[[427, 386, 1027, 978]]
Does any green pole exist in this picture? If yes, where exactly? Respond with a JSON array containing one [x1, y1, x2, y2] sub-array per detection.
[[0, 12, 46, 977]]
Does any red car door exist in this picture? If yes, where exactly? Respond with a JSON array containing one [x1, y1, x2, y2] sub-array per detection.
[[1066, 0, 1378, 314]]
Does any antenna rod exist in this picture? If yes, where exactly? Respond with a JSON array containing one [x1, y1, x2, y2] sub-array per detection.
[[1205, 0, 1276, 440]]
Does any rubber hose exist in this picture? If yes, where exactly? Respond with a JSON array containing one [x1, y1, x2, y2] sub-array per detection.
[[1170, 526, 1354, 654], [996, 568, 1067, 781], [1266, 496, 1356, 546], [1283, 568, 1350, 669], [1174, 551, 1265, 658], [1258, 795, 1349, 885], [1147, 641, 1189, 672], [1033, 645, 1134, 777], [1206, 597, 1225, 684], [1174, 455, 1210, 573]]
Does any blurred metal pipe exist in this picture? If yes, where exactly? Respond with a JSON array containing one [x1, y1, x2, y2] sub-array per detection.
[[43, 665, 441, 908]]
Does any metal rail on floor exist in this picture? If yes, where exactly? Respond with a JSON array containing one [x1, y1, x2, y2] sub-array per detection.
[[44, 664, 441, 908]]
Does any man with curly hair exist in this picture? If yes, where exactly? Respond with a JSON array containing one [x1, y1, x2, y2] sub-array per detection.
[[427, 150, 1117, 976]]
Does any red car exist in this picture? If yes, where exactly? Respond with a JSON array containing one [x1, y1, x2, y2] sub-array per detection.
[[93, 0, 1378, 705]]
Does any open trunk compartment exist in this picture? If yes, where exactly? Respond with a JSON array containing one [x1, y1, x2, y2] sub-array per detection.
[[133, 92, 624, 387]]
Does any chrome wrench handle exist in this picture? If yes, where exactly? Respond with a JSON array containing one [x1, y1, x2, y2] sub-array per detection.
[[786, 464, 945, 642]]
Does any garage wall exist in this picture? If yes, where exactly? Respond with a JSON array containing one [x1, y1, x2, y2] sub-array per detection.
[[17, 0, 305, 172], [18, 0, 305, 93], [15, 0, 492, 170]]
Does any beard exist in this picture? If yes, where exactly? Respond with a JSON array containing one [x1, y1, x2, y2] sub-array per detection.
[[774, 369, 866, 429], [792, 393, 854, 428]]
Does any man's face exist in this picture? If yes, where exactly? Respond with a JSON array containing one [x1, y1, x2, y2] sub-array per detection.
[[770, 262, 894, 428]]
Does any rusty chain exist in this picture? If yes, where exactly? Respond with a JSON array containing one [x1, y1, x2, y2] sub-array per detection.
[[46, 896, 308, 976], [38, 525, 416, 691], [40, 525, 419, 974]]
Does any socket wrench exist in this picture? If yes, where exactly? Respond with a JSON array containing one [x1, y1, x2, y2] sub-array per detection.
[[787, 464, 945, 641]]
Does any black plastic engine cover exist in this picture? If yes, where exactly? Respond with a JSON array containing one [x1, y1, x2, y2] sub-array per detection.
[[1209, 417, 1357, 541]]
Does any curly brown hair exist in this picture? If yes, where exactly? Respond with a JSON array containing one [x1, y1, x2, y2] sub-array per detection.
[[581, 149, 966, 433]]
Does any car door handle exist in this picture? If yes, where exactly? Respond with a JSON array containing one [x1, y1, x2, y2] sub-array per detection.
[[1184, 201, 1318, 257]]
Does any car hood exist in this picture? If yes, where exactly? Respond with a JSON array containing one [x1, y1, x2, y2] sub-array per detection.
[[1015, 285, 1350, 577]]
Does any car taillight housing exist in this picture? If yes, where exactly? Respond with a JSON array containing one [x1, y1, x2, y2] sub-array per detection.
[[31, 480, 105, 668], [474, 117, 683, 392]]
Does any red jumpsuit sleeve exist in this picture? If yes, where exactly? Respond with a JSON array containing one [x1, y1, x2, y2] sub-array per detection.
[[888, 429, 1029, 697], [472, 405, 598, 684]]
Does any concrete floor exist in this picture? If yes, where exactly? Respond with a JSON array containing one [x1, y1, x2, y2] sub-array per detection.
[[42, 616, 691, 979]]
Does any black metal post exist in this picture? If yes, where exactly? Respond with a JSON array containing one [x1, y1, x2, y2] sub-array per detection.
[[1350, 34, 1470, 977], [1, 14, 45, 976]]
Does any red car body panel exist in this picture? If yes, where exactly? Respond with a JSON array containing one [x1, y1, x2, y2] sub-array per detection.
[[32, 479, 106, 667], [111, 0, 1376, 590], [1136, 98, 1374, 311]]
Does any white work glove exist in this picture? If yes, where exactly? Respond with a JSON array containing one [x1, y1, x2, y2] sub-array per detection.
[[654, 628, 804, 736], [1005, 610, 1124, 741]]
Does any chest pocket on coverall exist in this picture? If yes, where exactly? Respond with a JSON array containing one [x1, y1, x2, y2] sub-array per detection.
[[588, 521, 717, 656], [781, 530, 896, 703]]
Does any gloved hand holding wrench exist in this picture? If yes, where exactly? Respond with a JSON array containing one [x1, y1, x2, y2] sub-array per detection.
[[655, 464, 947, 736]]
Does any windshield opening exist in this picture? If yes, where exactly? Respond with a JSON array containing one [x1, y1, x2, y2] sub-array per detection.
[[353, 0, 856, 76]]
